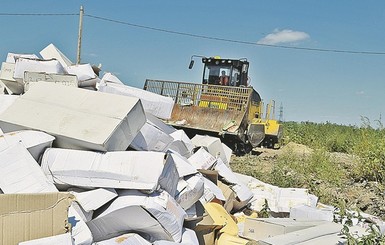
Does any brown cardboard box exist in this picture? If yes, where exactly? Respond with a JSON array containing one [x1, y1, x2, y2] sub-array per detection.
[[184, 213, 222, 245], [0, 192, 74, 245]]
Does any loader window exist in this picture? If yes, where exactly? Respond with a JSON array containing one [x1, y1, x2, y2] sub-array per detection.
[[203, 66, 220, 85], [231, 68, 240, 86]]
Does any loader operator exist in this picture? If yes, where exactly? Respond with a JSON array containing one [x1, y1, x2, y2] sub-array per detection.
[[219, 70, 229, 86]]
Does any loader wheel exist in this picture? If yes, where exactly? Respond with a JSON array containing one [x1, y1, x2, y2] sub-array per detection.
[[234, 142, 252, 156]]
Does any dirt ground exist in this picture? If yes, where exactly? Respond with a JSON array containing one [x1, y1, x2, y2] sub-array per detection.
[[230, 142, 385, 220]]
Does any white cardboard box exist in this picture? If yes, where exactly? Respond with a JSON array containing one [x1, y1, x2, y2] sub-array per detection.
[[187, 147, 217, 170], [0, 80, 5, 94], [130, 122, 174, 152], [146, 112, 176, 134], [168, 152, 197, 178], [200, 177, 225, 203], [0, 62, 17, 81], [40, 43, 73, 67], [0, 142, 57, 194], [94, 233, 151, 245], [234, 172, 318, 213], [0, 129, 55, 162], [68, 204, 94, 245], [214, 158, 253, 210], [6, 53, 39, 63], [42, 148, 179, 196], [153, 228, 199, 245], [290, 204, 334, 222], [87, 190, 186, 243], [175, 174, 205, 210], [65, 64, 96, 81], [0, 83, 146, 152], [100, 72, 124, 85], [258, 222, 343, 245], [170, 130, 194, 154], [69, 188, 118, 213], [243, 218, 329, 241], [24, 71, 78, 91], [18, 233, 74, 245], [98, 82, 174, 120], [14, 58, 65, 80], [191, 135, 230, 166], [0, 95, 18, 115]]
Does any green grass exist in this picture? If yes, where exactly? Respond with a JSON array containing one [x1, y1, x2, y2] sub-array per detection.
[[231, 119, 385, 214]]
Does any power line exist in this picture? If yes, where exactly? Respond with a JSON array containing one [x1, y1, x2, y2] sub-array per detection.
[[84, 14, 385, 55], [0, 13, 78, 16], [1, 12, 385, 55]]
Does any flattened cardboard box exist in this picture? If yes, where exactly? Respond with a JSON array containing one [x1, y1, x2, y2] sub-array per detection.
[[0, 192, 74, 245]]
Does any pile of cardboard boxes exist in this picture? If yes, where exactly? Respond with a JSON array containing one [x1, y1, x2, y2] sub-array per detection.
[[0, 44, 383, 244]]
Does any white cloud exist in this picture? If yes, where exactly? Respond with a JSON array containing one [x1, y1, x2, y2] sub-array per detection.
[[87, 53, 98, 57], [258, 29, 310, 45], [356, 91, 365, 95]]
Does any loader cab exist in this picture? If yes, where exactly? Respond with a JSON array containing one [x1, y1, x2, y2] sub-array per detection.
[[201, 57, 249, 87]]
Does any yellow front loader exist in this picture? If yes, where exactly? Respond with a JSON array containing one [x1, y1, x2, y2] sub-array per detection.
[[144, 56, 282, 153]]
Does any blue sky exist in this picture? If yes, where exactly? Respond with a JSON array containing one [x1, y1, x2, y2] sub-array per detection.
[[1, 1, 385, 127]]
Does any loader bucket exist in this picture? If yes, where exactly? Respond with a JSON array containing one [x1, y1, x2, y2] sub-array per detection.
[[144, 79, 253, 141]]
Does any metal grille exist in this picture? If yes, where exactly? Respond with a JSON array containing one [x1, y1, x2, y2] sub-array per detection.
[[144, 79, 252, 112]]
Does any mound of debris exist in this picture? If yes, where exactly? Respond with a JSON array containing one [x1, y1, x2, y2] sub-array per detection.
[[0, 44, 383, 245]]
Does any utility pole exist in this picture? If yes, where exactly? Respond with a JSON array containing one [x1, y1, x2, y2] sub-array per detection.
[[76, 6, 84, 64]]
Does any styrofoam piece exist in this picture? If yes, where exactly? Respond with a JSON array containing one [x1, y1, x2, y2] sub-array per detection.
[[176, 174, 205, 210], [94, 233, 151, 245], [24, 71, 78, 92], [98, 82, 174, 120], [234, 172, 318, 213], [69, 188, 118, 213], [40, 43, 73, 67], [0, 83, 146, 152], [191, 135, 230, 166], [100, 72, 124, 85], [153, 228, 199, 245], [130, 122, 174, 152], [0, 142, 57, 193], [0, 95, 18, 115], [0, 129, 55, 162], [65, 64, 96, 81], [87, 190, 187, 243], [187, 147, 217, 170], [18, 233, 74, 245], [6, 53, 39, 63], [168, 152, 197, 178], [14, 58, 65, 80], [258, 222, 343, 245], [68, 204, 94, 245], [42, 148, 179, 196], [145, 112, 176, 134], [290, 204, 334, 222]]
